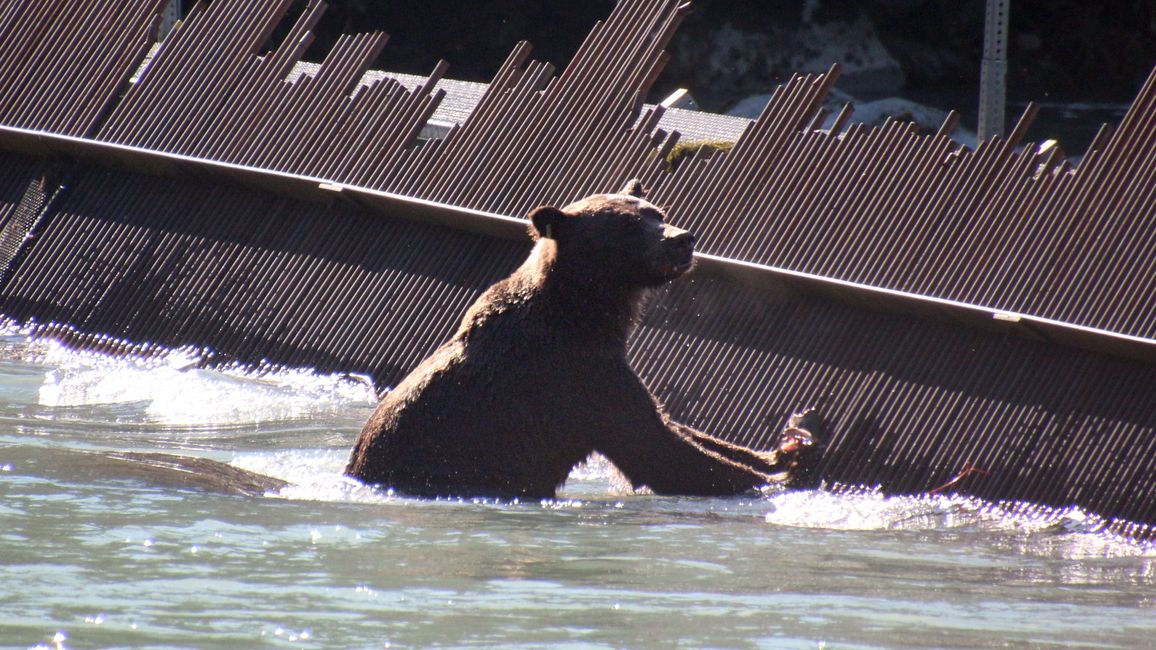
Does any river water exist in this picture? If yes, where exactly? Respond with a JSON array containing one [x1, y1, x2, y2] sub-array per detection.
[[0, 326, 1152, 649]]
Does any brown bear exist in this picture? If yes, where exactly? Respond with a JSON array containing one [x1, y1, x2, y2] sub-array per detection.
[[345, 181, 818, 499]]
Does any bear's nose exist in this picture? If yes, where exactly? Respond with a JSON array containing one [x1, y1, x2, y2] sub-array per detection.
[[665, 226, 696, 250]]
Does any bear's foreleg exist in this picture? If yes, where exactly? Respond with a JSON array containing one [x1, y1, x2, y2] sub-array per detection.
[[590, 370, 784, 495], [683, 409, 823, 488]]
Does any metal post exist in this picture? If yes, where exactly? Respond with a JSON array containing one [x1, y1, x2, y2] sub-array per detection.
[[978, 0, 1009, 139], [159, 0, 181, 41]]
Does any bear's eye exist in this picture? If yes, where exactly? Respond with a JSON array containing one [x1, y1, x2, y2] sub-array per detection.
[[639, 208, 665, 224]]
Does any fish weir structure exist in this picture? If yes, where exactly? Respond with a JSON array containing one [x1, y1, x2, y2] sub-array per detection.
[[0, 0, 1153, 539]]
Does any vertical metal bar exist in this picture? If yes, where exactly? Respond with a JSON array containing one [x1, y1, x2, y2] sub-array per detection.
[[978, 0, 1009, 139]]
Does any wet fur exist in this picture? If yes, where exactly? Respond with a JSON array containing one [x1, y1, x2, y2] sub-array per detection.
[[346, 185, 803, 499]]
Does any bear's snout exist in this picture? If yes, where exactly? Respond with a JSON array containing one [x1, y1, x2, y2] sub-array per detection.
[[665, 226, 695, 248], [663, 227, 696, 276], [667, 227, 695, 256]]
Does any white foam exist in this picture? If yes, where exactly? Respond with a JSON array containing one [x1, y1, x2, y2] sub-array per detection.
[[15, 334, 376, 426], [231, 448, 394, 503], [765, 488, 973, 530], [3, 324, 1149, 552], [763, 487, 1152, 552]]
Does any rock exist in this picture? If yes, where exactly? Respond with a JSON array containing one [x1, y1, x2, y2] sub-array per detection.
[[669, 9, 905, 110]]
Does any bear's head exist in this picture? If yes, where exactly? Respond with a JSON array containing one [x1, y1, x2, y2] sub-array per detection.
[[527, 181, 696, 288]]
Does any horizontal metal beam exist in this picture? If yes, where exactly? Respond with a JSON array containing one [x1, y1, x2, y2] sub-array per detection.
[[3, 123, 1154, 366]]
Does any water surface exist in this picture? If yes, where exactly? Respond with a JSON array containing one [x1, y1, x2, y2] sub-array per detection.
[[0, 329, 1151, 649]]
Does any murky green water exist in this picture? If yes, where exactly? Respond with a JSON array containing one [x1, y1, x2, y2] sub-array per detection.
[[0, 329, 1152, 649]]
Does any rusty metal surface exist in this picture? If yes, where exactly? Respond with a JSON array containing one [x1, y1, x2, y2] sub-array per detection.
[[86, 0, 685, 210], [0, 147, 1149, 540], [0, 0, 164, 135], [0, 152, 59, 276], [634, 265, 1156, 538], [69, 0, 1156, 345], [0, 0, 1152, 538], [0, 159, 524, 382], [97, 0, 445, 185]]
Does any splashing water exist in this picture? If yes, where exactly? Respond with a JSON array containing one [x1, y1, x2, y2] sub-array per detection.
[[28, 335, 377, 426], [4, 322, 1152, 543], [1, 325, 1153, 649]]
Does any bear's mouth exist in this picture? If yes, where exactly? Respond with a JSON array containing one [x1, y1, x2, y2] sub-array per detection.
[[659, 254, 695, 278], [658, 231, 696, 278]]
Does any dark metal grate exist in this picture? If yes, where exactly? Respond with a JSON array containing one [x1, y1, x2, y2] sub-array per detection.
[[0, 161, 524, 384], [69, 0, 1156, 344], [0, 0, 165, 135], [633, 266, 1156, 535], [0, 153, 58, 276]]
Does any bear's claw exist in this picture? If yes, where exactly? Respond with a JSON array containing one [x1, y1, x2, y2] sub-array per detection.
[[776, 408, 825, 488]]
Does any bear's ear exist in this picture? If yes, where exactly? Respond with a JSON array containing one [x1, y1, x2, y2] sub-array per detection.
[[528, 205, 565, 239], [620, 178, 647, 198]]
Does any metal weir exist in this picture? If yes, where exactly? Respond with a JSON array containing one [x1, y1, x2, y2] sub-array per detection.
[[0, 0, 1152, 539]]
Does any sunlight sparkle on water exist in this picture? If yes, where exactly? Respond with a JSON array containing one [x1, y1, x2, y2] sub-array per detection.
[[1, 325, 1153, 649], [16, 326, 376, 426]]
